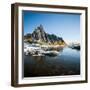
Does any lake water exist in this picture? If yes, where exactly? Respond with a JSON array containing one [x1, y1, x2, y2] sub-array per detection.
[[24, 47, 80, 77]]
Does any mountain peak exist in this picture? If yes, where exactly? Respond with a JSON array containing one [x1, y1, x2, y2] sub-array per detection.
[[24, 25, 65, 45], [32, 24, 48, 42], [34, 24, 45, 33], [39, 24, 43, 30]]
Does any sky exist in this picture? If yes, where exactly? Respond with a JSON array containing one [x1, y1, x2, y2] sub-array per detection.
[[23, 11, 80, 43]]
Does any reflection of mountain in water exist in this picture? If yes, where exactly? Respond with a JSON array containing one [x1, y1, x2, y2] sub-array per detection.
[[24, 47, 80, 77]]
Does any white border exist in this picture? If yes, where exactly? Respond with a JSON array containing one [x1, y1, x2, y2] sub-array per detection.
[[18, 6, 86, 84]]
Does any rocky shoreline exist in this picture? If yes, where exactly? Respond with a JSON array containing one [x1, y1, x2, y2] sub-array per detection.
[[24, 42, 64, 56]]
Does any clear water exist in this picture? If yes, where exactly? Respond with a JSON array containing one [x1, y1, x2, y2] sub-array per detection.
[[24, 47, 80, 77]]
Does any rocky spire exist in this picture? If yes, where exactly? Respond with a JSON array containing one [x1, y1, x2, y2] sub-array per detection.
[[24, 25, 65, 44]]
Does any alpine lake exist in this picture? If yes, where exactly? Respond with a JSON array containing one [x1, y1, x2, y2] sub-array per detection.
[[24, 45, 80, 77]]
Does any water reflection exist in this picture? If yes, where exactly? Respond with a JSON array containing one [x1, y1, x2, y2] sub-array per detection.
[[24, 47, 80, 77]]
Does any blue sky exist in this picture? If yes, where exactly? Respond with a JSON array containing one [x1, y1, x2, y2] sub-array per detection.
[[23, 11, 80, 42]]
